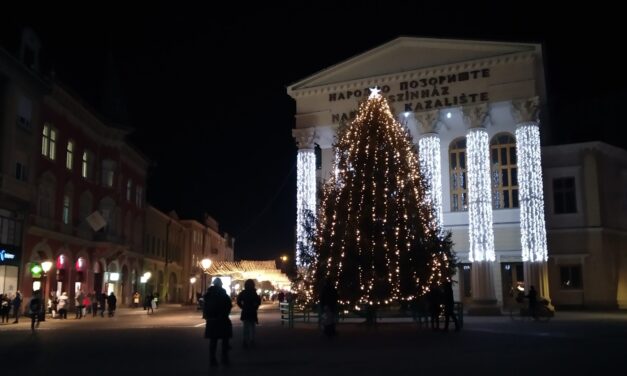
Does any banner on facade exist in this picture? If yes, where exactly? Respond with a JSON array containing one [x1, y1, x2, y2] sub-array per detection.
[[86, 211, 107, 232]]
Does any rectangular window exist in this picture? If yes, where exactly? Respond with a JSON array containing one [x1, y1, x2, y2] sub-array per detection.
[[135, 186, 143, 208], [15, 162, 28, 181], [0, 213, 22, 246], [62, 195, 71, 225], [41, 124, 57, 160], [126, 179, 133, 201], [560, 265, 582, 289], [66, 141, 74, 170], [17, 96, 33, 130], [553, 177, 577, 214], [81, 151, 93, 179]]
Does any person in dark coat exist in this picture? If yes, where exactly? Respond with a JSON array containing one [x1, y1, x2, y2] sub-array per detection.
[[442, 280, 460, 332], [426, 285, 441, 331], [203, 278, 233, 366], [319, 280, 339, 337], [107, 292, 117, 317], [526, 285, 538, 319], [236, 279, 261, 348], [29, 290, 42, 332], [12, 291, 22, 323], [97, 292, 106, 317]]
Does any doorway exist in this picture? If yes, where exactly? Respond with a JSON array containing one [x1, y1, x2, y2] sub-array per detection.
[[501, 262, 524, 308]]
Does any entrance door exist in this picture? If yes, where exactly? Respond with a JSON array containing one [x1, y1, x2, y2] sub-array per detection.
[[501, 262, 524, 308]]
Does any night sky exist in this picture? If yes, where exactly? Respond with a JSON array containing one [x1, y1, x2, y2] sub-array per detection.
[[2, 2, 626, 260]]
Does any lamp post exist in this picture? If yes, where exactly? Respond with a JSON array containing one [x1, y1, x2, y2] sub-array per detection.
[[40, 261, 53, 322], [190, 277, 197, 304], [200, 258, 212, 293], [140, 272, 152, 307]]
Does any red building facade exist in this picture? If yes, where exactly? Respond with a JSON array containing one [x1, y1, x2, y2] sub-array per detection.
[[20, 84, 149, 308]]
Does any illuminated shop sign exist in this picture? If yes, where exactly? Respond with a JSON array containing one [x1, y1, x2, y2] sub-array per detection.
[[0, 249, 16, 262]]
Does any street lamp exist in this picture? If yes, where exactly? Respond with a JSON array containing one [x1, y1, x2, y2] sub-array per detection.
[[40, 261, 53, 321], [140, 272, 152, 306], [200, 258, 212, 292], [190, 277, 197, 303]]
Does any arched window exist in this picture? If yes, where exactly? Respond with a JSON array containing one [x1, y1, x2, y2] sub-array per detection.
[[449, 138, 467, 212], [490, 133, 518, 209]]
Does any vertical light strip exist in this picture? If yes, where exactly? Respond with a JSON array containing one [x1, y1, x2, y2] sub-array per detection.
[[418, 135, 443, 229], [467, 128, 495, 262], [516, 123, 548, 262], [296, 149, 316, 267]]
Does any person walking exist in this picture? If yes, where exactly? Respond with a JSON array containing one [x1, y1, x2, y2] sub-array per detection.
[[526, 285, 538, 320], [90, 292, 98, 318], [145, 293, 154, 314], [29, 290, 43, 332], [203, 278, 233, 367], [75, 290, 84, 319], [98, 292, 106, 317], [236, 279, 261, 349], [107, 292, 117, 317], [426, 285, 441, 331], [12, 290, 22, 323], [442, 280, 460, 332], [319, 280, 338, 337], [57, 292, 69, 319]]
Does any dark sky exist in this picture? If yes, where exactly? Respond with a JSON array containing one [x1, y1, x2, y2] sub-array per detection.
[[2, 2, 626, 260]]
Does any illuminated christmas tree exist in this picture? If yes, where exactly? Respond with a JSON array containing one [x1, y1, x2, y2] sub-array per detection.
[[308, 88, 455, 307]]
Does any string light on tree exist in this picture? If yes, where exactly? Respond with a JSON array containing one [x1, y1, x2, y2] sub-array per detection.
[[296, 149, 316, 266], [303, 88, 455, 307]]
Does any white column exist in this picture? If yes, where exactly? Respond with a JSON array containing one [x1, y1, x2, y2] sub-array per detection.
[[464, 104, 495, 263], [512, 98, 551, 304], [415, 110, 443, 228], [293, 128, 317, 267], [463, 104, 498, 312]]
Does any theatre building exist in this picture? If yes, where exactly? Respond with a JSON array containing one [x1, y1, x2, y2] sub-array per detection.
[[289, 37, 627, 311]]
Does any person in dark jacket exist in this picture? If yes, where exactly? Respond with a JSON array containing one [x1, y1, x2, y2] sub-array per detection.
[[107, 292, 117, 317], [526, 285, 538, 319], [319, 280, 339, 337], [203, 278, 233, 367], [442, 280, 460, 332], [236, 279, 261, 348], [12, 291, 22, 323], [427, 285, 442, 331], [29, 290, 42, 332]]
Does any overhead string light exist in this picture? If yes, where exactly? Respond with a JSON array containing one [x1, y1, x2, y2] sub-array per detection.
[[516, 123, 548, 262]]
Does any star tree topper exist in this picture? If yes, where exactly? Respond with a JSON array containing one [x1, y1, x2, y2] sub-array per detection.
[[368, 87, 381, 99]]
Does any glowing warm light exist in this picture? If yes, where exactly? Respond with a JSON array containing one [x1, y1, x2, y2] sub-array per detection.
[[418, 135, 443, 228], [143, 271, 152, 279], [201, 258, 212, 270], [296, 149, 316, 266], [190, 277, 197, 284], [109, 272, 120, 281], [516, 123, 548, 262], [41, 260, 53, 273], [467, 128, 495, 262]]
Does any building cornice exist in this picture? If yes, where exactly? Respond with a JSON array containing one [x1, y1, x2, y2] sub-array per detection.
[[289, 51, 536, 99]]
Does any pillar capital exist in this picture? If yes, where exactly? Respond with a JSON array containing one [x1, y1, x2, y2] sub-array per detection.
[[414, 110, 441, 135], [511, 97, 540, 124], [462, 103, 489, 129], [292, 128, 317, 149]]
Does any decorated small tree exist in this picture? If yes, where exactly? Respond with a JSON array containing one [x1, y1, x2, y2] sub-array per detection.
[[306, 88, 455, 310]]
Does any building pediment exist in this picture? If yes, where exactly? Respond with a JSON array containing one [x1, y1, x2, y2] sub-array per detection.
[[288, 36, 540, 93]]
